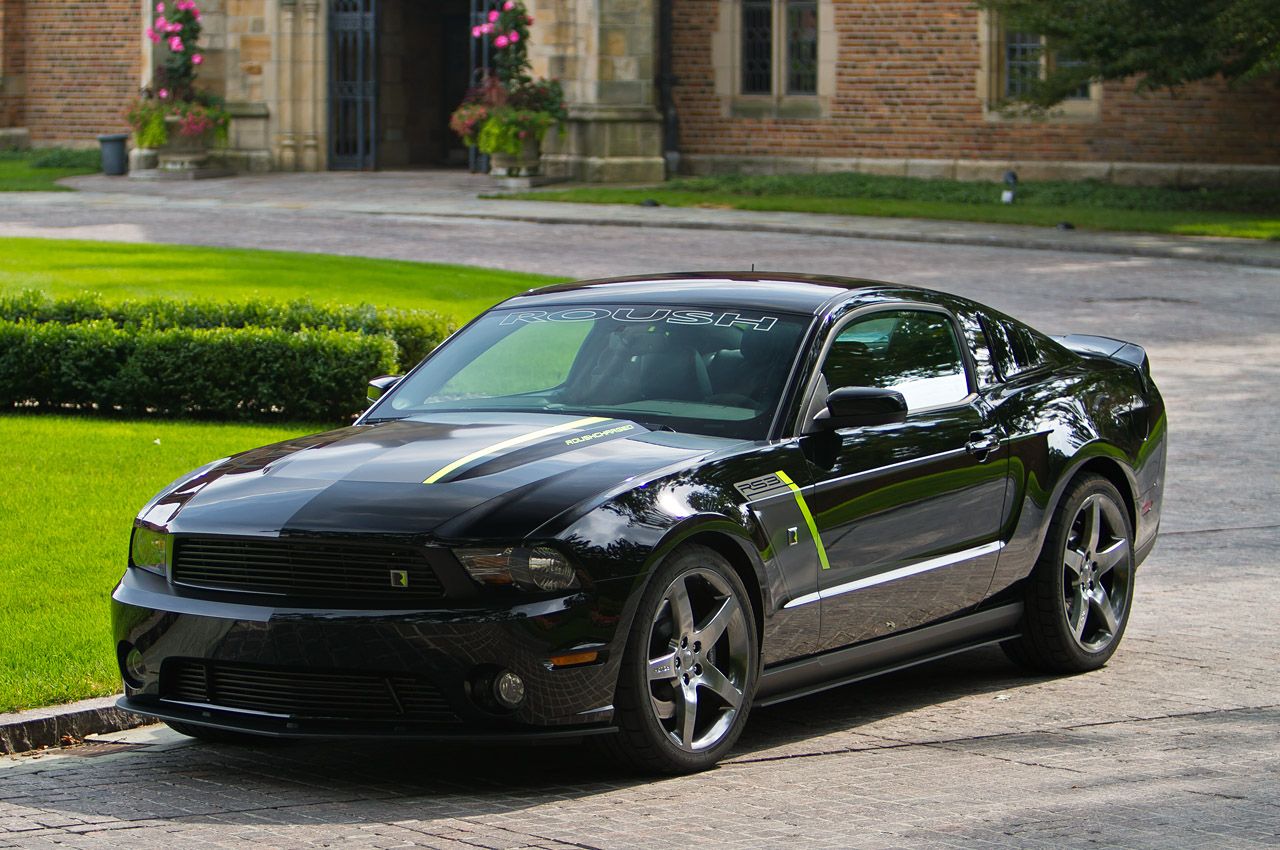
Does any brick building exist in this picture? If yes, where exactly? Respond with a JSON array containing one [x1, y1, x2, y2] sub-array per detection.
[[0, 0, 1276, 184]]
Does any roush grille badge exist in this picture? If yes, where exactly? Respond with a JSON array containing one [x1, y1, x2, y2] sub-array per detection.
[[390, 570, 409, 588]]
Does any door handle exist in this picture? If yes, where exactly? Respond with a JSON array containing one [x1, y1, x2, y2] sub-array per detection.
[[966, 431, 1000, 458]]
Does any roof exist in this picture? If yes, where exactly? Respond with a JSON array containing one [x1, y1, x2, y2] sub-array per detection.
[[502, 272, 928, 316]]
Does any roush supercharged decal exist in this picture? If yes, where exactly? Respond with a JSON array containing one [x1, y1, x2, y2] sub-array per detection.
[[500, 307, 780, 332]]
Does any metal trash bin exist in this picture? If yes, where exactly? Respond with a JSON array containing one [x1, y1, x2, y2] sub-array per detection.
[[97, 133, 129, 176]]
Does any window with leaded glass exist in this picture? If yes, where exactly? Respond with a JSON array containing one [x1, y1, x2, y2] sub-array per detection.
[[786, 1, 818, 95], [740, 0, 818, 98], [742, 0, 773, 95]]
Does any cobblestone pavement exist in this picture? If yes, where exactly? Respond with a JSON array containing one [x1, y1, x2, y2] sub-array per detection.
[[1, 178, 1278, 847]]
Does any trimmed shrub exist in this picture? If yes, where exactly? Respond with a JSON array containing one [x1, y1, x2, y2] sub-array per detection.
[[0, 291, 453, 368], [0, 320, 397, 421]]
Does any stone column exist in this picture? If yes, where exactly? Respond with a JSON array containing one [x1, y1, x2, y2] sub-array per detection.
[[538, 0, 664, 183], [298, 0, 322, 170], [275, 0, 297, 169]]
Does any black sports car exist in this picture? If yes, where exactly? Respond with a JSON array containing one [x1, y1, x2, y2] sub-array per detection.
[[113, 273, 1166, 773]]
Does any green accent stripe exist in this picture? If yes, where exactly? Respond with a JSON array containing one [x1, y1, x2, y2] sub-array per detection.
[[422, 416, 610, 484], [776, 470, 831, 571]]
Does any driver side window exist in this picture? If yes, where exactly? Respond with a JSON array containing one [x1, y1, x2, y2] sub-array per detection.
[[820, 310, 970, 410]]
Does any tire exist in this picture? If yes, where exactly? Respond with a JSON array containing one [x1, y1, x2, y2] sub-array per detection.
[[603, 544, 759, 774], [1003, 473, 1136, 674], [164, 720, 273, 745]]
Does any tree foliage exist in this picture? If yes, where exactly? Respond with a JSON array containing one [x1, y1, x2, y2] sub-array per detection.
[[978, 0, 1280, 107]]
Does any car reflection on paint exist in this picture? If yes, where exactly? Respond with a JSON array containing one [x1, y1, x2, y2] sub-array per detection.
[[112, 272, 1166, 774]]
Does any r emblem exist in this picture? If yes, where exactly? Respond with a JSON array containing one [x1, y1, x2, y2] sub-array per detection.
[[390, 569, 409, 588]]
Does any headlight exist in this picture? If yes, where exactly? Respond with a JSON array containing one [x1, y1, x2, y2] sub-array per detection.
[[130, 526, 169, 577], [455, 546, 579, 592]]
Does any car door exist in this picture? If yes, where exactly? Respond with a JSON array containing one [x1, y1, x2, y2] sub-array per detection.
[[793, 306, 1010, 653]]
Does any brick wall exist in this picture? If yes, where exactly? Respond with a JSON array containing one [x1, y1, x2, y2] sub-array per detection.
[[4, 0, 141, 143], [672, 0, 1280, 167]]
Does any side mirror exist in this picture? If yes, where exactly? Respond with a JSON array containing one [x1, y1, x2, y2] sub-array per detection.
[[367, 375, 402, 406], [808, 387, 907, 432]]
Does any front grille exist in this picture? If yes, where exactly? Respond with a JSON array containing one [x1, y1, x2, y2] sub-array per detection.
[[172, 536, 445, 603], [161, 659, 459, 723]]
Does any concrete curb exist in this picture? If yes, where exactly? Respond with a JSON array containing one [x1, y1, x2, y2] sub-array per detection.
[[0, 696, 150, 756], [436, 208, 1280, 269]]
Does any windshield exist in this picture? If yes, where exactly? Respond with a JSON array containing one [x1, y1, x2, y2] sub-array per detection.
[[374, 305, 812, 439]]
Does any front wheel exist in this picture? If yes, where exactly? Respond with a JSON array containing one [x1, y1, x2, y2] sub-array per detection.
[[604, 545, 759, 774], [1004, 473, 1136, 673]]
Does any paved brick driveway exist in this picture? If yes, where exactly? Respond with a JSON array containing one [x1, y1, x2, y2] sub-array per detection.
[[1, 185, 1278, 847]]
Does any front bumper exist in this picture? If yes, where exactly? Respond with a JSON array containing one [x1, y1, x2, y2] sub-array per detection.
[[112, 568, 629, 738]]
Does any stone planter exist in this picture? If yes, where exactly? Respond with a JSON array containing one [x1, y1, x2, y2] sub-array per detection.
[[156, 115, 214, 173], [488, 137, 542, 178]]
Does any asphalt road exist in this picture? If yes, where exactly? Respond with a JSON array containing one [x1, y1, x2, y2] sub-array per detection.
[[1, 188, 1278, 848]]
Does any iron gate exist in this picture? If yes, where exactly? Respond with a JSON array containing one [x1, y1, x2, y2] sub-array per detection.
[[329, 0, 378, 170], [328, 0, 499, 171]]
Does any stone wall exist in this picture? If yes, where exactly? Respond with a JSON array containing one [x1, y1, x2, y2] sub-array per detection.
[[0, 0, 141, 144], [671, 0, 1280, 179]]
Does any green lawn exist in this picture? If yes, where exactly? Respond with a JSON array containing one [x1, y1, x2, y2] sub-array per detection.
[[0, 415, 320, 713], [0, 149, 101, 191], [0, 239, 562, 712], [497, 172, 1280, 241], [0, 237, 562, 320]]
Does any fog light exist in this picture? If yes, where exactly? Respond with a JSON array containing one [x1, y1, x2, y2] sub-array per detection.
[[493, 670, 526, 708], [122, 645, 147, 687]]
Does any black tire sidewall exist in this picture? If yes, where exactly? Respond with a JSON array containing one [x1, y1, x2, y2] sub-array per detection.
[[613, 544, 759, 773], [1027, 474, 1136, 672]]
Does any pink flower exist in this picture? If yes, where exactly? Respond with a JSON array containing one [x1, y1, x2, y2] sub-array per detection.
[[526, 15, 534, 24], [488, 9, 499, 21], [494, 34, 509, 47], [156, 15, 167, 28], [192, 53, 203, 65], [169, 35, 184, 52], [480, 22, 493, 33], [508, 31, 520, 42], [145, 26, 160, 43], [471, 25, 482, 37], [158, 88, 170, 99], [503, 0, 514, 9], [155, 2, 165, 12]]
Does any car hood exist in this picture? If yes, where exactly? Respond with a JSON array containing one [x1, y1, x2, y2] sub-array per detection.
[[141, 412, 741, 541]]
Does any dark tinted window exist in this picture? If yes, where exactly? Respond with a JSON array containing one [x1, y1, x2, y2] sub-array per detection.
[[821, 310, 970, 410], [987, 317, 1046, 380]]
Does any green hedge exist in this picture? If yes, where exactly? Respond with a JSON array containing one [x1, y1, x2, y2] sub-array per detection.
[[0, 320, 398, 420], [0, 291, 453, 367]]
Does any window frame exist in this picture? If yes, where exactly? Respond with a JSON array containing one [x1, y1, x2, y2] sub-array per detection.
[[978, 10, 1101, 122], [720, 0, 831, 119], [792, 303, 979, 436]]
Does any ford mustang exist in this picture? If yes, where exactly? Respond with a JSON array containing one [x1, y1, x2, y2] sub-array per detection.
[[112, 272, 1166, 773]]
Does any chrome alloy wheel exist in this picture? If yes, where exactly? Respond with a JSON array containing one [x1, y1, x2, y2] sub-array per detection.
[[1062, 493, 1132, 652], [645, 567, 751, 752]]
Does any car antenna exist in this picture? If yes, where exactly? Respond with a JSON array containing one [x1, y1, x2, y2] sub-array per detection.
[[751, 263, 756, 272]]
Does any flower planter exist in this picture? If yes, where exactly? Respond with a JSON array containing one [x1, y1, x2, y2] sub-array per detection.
[[489, 137, 542, 178], [157, 116, 214, 172]]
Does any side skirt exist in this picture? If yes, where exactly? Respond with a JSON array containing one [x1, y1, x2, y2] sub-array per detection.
[[755, 603, 1023, 708]]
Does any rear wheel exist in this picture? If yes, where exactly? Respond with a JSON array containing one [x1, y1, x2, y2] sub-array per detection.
[[604, 545, 758, 774], [1004, 473, 1135, 673]]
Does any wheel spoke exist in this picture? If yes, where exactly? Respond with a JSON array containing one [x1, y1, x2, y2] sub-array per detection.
[[1084, 500, 1102, 556], [1091, 586, 1119, 634], [696, 596, 737, 647], [668, 579, 695, 638], [698, 664, 743, 709], [677, 684, 698, 748], [1095, 538, 1129, 577], [647, 651, 679, 683], [1063, 548, 1086, 577], [1069, 584, 1088, 638]]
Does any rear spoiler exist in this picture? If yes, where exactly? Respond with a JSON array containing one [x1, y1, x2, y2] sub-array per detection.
[[1054, 334, 1150, 376]]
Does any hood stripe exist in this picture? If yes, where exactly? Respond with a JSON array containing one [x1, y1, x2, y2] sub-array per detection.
[[422, 416, 611, 485]]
